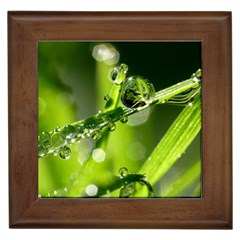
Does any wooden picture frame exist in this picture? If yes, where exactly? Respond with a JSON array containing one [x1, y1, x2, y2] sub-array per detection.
[[8, 11, 232, 229]]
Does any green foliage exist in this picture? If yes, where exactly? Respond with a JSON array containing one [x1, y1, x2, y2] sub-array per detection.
[[38, 42, 201, 198], [136, 93, 201, 196]]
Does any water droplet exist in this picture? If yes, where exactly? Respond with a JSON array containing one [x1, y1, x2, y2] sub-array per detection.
[[91, 130, 101, 140], [120, 116, 128, 124], [161, 100, 166, 104], [62, 125, 77, 139], [119, 167, 128, 177], [121, 76, 155, 109], [104, 93, 110, 101], [110, 63, 128, 85], [110, 67, 119, 81], [188, 102, 193, 106], [107, 122, 116, 131], [38, 145, 48, 158], [59, 146, 71, 159], [51, 132, 65, 148], [39, 131, 51, 147], [64, 187, 68, 192], [119, 182, 135, 198], [53, 190, 58, 195]]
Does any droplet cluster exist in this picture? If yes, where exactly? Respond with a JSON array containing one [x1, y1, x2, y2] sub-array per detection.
[[38, 111, 130, 159], [38, 123, 104, 159], [38, 63, 156, 160]]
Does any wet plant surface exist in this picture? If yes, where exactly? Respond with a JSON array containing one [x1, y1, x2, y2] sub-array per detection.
[[38, 42, 202, 198]]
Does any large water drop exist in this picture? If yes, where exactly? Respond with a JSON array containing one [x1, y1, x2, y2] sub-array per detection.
[[121, 76, 155, 109]]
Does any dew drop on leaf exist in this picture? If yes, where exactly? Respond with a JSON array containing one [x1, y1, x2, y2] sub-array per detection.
[[121, 76, 155, 109], [39, 131, 51, 147], [120, 116, 128, 124], [62, 125, 77, 139], [59, 146, 71, 159], [38, 145, 47, 158], [119, 182, 135, 198], [110, 67, 119, 81], [119, 167, 128, 177], [91, 130, 101, 140], [107, 122, 116, 131], [110, 63, 128, 85], [51, 132, 65, 148]]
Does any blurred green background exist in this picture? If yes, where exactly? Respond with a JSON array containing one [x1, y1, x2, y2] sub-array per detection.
[[38, 42, 201, 197]]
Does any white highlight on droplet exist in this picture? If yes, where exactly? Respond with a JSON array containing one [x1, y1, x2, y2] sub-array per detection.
[[85, 184, 98, 196], [92, 148, 106, 163]]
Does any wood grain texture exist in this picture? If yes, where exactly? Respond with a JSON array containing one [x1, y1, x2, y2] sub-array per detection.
[[8, 11, 232, 229]]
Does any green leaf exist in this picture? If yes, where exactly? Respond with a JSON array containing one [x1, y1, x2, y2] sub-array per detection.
[[137, 93, 201, 190]]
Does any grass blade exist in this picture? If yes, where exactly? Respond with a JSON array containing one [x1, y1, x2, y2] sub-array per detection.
[[138, 93, 201, 188]]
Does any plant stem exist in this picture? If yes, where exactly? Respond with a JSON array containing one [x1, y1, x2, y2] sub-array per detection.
[[38, 72, 201, 158]]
